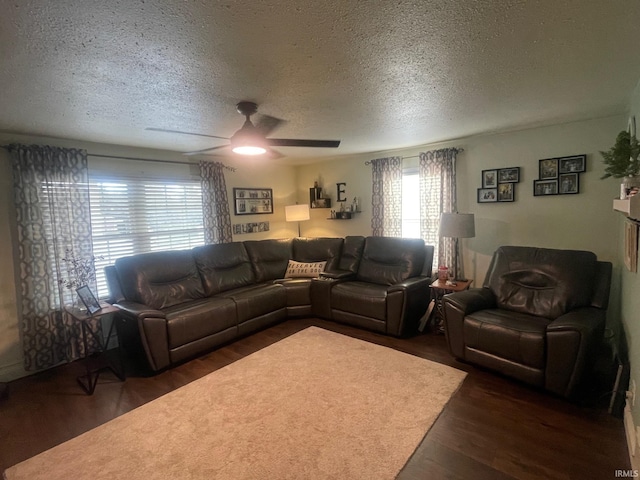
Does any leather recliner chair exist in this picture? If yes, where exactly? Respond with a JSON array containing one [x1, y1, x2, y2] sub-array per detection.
[[443, 246, 612, 398]]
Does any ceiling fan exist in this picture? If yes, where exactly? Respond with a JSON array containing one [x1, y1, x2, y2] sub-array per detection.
[[147, 101, 341, 157]]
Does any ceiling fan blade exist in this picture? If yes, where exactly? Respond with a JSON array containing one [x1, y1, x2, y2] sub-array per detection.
[[255, 115, 285, 136], [265, 148, 285, 159], [183, 144, 229, 156], [267, 139, 341, 148], [146, 127, 228, 140]]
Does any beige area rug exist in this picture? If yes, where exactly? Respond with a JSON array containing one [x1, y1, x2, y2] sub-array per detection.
[[4, 327, 466, 480]]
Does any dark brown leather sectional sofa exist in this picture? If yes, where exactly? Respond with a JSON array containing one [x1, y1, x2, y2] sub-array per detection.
[[105, 236, 434, 371]]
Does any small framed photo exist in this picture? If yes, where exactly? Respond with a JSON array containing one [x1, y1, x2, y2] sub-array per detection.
[[539, 158, 559, 179], [76, 285, 101, 315], [498, 167, 520, 183], [533, 179, 558, 196], [233, 188, 273, 215], [477, 188, 497, 203], [559, 173, 579, 194], [558, 155, 586, 174], [482, 170, 498, 188], [498, 183, 515, 202]]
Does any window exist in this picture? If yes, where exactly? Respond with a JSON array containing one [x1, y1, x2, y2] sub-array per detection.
[[89, 175, 205, 297], [402, 169, 420, 238]]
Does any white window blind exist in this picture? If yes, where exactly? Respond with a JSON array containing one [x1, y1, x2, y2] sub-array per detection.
[[402, 169, 421, 238], [89, 175, 205, 297]]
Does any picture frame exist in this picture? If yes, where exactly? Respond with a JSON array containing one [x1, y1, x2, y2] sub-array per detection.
[[539, 158, 559, 179], [625, 219, 638, 273], [481, 169, 498, 188], [558, 155, 586, 174], [498, 167, 520, 183], [477, 187, 497, 203], [233, 188, 273, 215], [559, 173, 579, 194], [533, 179, 558, 196], [76, 285, 101, 315], [498, 183, 515, 202]]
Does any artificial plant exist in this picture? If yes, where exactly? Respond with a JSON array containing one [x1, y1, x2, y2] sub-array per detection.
[[600, 130, 640, 179]]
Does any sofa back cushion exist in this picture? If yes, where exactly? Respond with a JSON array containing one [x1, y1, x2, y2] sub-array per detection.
[[192, 242, 256, 296], [484, 246, 598, 319], [292, 237, 343, 271], [339, 236, 365, 273], [114, 250, 205, 309], [357, 237, 426, 285], [244, 239, 293, 282]]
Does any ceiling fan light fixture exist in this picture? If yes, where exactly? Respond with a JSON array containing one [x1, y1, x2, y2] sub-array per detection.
[[232, 144, 267, 155]]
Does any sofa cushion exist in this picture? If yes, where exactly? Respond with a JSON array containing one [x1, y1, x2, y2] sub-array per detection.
[[485, 246, 598, 319], [331, 281, 389, 321], [219, 283, 287, 322], [165, 297, 237, 349], [192, 242, 255, 296], [292, 237, 343, 270], [284, 260, 327, 278], [357, 237, 426, 285], [338, 236, 365, 273], [114, 250, 205, 310], [244, 239, 293, 282], [464, 308, 550, 369]]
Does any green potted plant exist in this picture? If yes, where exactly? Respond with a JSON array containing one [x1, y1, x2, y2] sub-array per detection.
[[600, 130, 640, 179]]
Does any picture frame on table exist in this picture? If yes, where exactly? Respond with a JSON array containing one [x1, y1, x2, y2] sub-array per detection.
[[76, 285, 101, 315]]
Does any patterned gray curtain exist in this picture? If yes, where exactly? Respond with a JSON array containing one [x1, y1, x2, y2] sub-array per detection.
[[200, 161, 233, 244], [370, 156, 403, 237], [419, 148, 459, 276], [10, 144, 96, 371]]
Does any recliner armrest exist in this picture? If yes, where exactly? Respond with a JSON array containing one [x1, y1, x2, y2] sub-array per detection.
[[545, 306, 607, 398], [114, 300, 166, 320], [387, 275, 431, 292], [443, 287, 496, 315]]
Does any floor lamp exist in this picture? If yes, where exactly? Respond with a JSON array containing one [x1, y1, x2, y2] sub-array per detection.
[[439, 212, 475, 281], [285, 204, 310, 237]]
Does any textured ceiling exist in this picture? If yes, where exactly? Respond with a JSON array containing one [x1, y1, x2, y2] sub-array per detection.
[[1, 0, 640, 162]]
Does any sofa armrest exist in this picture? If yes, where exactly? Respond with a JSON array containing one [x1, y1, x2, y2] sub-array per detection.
[[545, 307, 606, 397], [114, 300, 170, 371], [385, 276, 432, 336], [443, 288, 496, 359], [320, 270, 356, 280], [115, 300, 166, 320], [387, 275, 431, 292]]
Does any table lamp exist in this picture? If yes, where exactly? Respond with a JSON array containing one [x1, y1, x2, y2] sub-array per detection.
[[439, 212, 475, 281], [285, 204, 310, 237]]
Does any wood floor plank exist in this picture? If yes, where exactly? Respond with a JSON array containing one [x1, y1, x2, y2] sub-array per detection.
[[0, 318, 630, 478]]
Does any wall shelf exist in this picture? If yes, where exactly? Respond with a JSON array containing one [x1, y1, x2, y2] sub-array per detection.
[[327, 211, 361, 220], [614, 196, 640, 220]]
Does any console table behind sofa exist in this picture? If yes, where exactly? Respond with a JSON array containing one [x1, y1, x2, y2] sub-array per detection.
[[105, 236, 434, 371]]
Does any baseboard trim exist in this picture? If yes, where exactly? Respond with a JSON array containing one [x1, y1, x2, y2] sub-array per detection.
[[625, 402, 640, 472], [0, 360, 27, 382]]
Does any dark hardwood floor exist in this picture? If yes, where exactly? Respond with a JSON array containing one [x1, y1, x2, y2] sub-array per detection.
[[0, 318, 630, 479]]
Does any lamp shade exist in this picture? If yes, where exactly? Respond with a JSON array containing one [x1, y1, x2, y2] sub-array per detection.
[[439, 213, 475, 238], [285, 204, 310, 222]]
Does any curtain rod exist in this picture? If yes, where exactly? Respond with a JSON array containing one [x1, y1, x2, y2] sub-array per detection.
[[364, 147, 464, 165], [88, 153, 236, 172]]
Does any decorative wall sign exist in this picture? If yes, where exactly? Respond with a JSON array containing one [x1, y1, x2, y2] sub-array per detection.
[[232, 221, 270, 234], [477, 167, 520, 203], [233, 188, 273, 215], [533, 155, 585, 196]]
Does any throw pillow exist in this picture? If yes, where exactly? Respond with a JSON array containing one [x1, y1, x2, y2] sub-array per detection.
[[284, 260, 327, 278]]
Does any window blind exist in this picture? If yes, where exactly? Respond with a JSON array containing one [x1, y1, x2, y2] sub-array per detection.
[[89, 175, 205, 297]]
